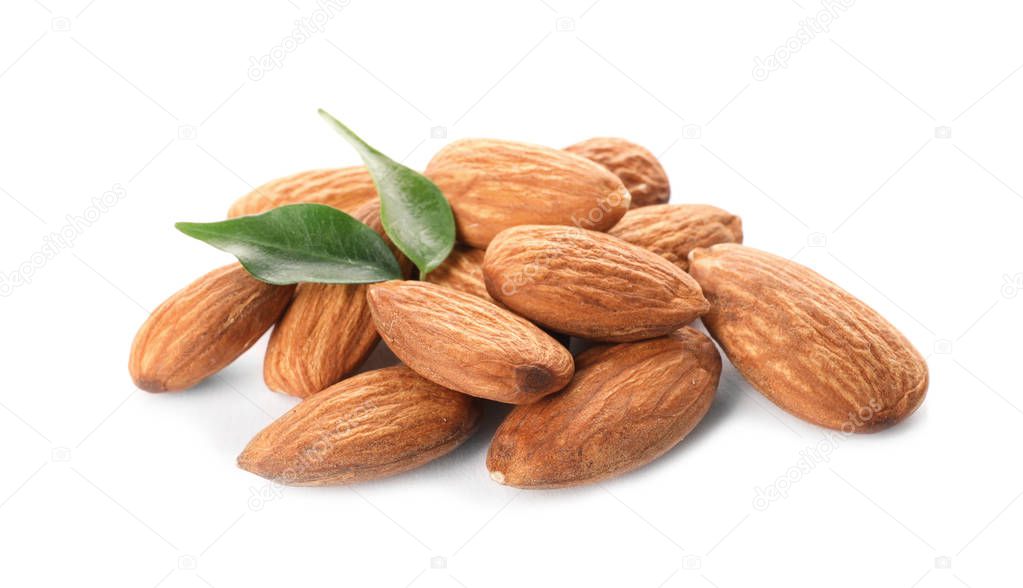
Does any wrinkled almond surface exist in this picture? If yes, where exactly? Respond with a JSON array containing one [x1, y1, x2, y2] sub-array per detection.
[[565, 137, 669, 207], [227, 167, 377, 218], [263, 201, 407, 398], [424, 244, 496, 303], [425, 139, 630, 248], [487, 327, 720, 488], [238, 366, 479, 485], [484, 225, 710, 342], [263, 280, 376, 398], [367, 280, 574, 404], [688, 244, 928, 432], [129, 264, 294, 392], [609, 204, 743, 271]]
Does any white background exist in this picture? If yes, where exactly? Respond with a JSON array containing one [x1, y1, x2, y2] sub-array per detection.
[[1, 1, 1020, 586]]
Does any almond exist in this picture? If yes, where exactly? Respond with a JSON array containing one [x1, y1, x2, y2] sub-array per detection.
[[564, 137, 669, 207], [424, 139, 631, 248], [367, 280, 574, 404], [608, 204, 743, 271], [129, 264, 294, 392], [226, 167, 376, 218], [263, 201, 407, 398], [688, 244, 928, 432], [423, 244, 496, 303], [483, 225, 710, 342], [487, 327, 720, 488], [422, 247, 571, 347], [238, 366, 480, 485]]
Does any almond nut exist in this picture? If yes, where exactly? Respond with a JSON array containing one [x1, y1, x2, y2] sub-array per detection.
[[129, 264, 294, 392], [262, 201, 408, 397], [238, 366, 480, 485], [227, 167, 377, 218], [367, 280, 574, 404], [487, 327, 720, 488], [608, 204, 743, 271], [565, 137, 669, 207], [425, 139, 631, 248], [423, 244, 496, 303], [484, 225, 709, 342], [688, 244, 928, 432]]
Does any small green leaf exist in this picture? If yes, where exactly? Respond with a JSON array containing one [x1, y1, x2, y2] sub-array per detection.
[[318, 110, 455, 277], [176, 204, 402, 285]]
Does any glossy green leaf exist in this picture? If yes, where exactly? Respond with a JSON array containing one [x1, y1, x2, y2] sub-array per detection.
[[318, 109, 455, 277], [176, 204, 402, 285]]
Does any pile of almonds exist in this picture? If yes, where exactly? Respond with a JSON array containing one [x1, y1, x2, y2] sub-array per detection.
[[129, 137, 928, 488]]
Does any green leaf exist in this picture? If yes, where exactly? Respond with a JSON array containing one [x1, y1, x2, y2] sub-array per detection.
[[318, 109, 455, 277], [176, 204, 402, 285]]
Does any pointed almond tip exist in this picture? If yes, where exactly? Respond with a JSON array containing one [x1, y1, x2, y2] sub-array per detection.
[[236, 448, 261, 475], [489, 470, 506, 485], [131, 374, 169, 393], [236, 452, 251, 472]]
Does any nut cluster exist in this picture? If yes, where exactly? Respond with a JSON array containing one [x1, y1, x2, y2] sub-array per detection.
[[129, 136, 928, 488]]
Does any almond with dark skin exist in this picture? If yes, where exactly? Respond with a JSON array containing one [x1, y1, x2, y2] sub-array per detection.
[[238, 366, 480, 486], [483, 225, 710, 342], [425, 139, 631, 248], [608, 204, 743, 271], [227, 167, 377, 218], [565, 137, 669, 208], [688, 244, 928, 432], [487, 327, 720, 488], [367, 280, 574, 404], [129, 264, 294, 392]]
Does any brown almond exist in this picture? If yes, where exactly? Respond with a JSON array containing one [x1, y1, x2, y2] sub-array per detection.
[[424, 139, 630, 248], [263, 201, 407, 398], [483, 225, 710, 342], [688, 244, 928, 432], [565, 137, 669, 207], [238, 366, 480, 486], [226, 167, 376, 218], [608, 204, 743, 271], [367, 280, 574, 404], [487, 327, 720, 489], [129, 264, 294, 392], [423, 244, 496, 303], [423, 249, 569, 346]]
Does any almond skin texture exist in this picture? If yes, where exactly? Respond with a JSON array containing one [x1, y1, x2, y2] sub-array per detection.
[[608, 204, 743, 271], [483, 225, 710, 342], [129, 265, 295, 392], [367, 281, 574, 404], [263, 201, 407, 398], [688, 244, 928, 432], [421, 246, 570, 346], [226, 167, 376, 218], [423, 244, 496, 303], [487, 327, 720, 489], [424, 139, 631, 248], [564, 137, 669, 208], [238, 366, 480, 486]]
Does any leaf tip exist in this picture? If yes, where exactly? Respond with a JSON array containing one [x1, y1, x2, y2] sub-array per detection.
[[175, 221, 200, 236], [317, 108, 345, 132]]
